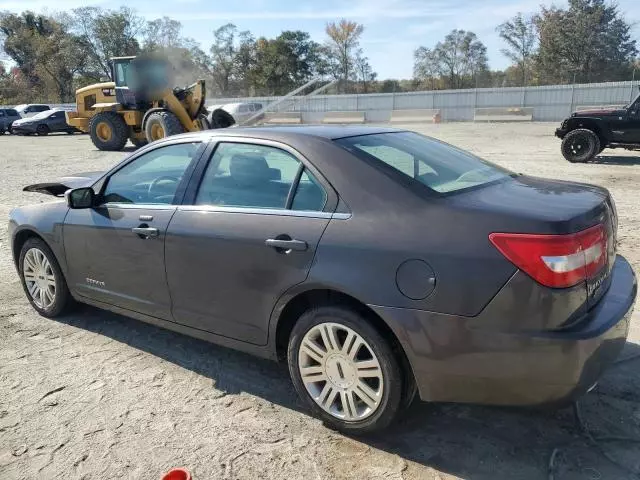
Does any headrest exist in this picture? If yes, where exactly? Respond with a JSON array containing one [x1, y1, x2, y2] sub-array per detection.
[[230, 154, 280, 184]]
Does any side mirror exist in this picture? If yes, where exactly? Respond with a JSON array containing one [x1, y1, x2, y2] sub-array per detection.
[[65, 187, 95, 209]]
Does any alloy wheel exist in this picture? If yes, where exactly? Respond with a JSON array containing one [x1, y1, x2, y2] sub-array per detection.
[[22, 248, 56, 310], [298, 322, 384, 421]]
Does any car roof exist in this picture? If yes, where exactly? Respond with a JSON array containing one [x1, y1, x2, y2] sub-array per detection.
[[207, 125, 403, 141], [145, 126, 408, 157]]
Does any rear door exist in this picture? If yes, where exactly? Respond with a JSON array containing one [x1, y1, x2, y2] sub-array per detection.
[[165, 139, 336, 345], [64, 140, 206, 319]]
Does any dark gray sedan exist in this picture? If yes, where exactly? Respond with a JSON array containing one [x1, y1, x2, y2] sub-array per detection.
[[8, 126, 637, 434], [11, 109, 77, 135]]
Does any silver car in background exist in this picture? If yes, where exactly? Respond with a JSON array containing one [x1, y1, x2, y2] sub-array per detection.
[[207, 102, 264, 125]]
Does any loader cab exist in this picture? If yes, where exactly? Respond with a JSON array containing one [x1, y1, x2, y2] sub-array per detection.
[[111, 56, 173, 109]]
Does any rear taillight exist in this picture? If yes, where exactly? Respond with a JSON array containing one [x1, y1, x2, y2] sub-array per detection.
[[489, 224, 607, 288]]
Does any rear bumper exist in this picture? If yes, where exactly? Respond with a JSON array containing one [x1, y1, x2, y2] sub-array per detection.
[[371, 255, 636, 406]]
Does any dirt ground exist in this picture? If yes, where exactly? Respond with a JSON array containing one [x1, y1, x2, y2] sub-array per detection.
[[1, 123, 639, 480]]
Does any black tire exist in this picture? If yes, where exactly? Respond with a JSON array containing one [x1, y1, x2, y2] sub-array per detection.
[[0, 129, 4, 135], [561, 128, 600, 163], [36, 124, 49, 136], [209, 108, 236, 129], [288, 306, 403, 435], [8, 124, 13, 134], [89, 112, 129, 151], [144, 111, 184, 143], [18, 237, 72, 318]]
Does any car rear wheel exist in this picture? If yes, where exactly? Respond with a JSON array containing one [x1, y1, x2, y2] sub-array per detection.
[[561, 128, 600, 163], [89, 112, 129, 151], [288, 306, 403, 434], [18, 238, 72, 318], [36, 124, 49, 136]]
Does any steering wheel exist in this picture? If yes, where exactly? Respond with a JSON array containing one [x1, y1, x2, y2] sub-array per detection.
[[148, 176, 179, 200], [455, 166, 493, 183]]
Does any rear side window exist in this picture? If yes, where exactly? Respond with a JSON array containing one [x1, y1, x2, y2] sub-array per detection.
[[34, 106, 49, 112], [336, 132, 510, 194], [0, 110, 4, 117], [195, 142, 326, 211]]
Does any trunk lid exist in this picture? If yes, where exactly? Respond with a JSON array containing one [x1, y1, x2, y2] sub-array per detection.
[[451, 175, 617, 308]]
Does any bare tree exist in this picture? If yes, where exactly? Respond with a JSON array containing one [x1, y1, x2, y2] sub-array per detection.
[[497, 13, 536, 86], [324, 19, 364, 92]]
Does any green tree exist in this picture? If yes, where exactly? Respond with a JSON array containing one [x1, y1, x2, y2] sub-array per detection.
[[497, 13, 536, 86], [534, 0, 637, 84], [0, 12, 51, 91], [0, 11, 87, 101], [251, 31, 324, 95], [414, 30, 488, 89]]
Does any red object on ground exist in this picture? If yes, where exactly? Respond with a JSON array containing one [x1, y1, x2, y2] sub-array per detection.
[[161, 468, 191, 480]]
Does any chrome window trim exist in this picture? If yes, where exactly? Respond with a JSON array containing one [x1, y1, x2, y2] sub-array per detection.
[[99, 203, 178, 211], [177, 204, 351, 220]]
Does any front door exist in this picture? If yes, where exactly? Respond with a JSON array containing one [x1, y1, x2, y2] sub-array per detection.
[[63, 140, 205, 319], [48, 110, 68, 132], [165, 140, 334, 345]]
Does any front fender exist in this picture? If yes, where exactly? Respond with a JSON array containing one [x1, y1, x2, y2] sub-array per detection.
[[9, 201, 70, 273], [565, 118, 611, 142]]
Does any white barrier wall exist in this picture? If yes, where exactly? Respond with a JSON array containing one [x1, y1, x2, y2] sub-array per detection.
[[207, 80, 640, 122], [6, 80, 638, 123]]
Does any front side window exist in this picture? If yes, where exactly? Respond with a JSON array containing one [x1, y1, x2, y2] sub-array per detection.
[[7, 109, 18, 116], [336, 132, 510, 194], [196, 142, 326, 211], [115, 62, 130, 87], [102, 142, 201, 205]]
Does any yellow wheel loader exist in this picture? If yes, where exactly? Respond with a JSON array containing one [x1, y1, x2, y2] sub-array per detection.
[[66, 56, 235, 151]]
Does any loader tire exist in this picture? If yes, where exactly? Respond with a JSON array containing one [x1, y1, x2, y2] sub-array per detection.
[[145, 111, 184, 143], [89, 112, 129, 151]]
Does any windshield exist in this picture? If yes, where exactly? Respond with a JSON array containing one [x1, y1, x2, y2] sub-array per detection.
[[29, 110, 55, 120], [336, 132, 511, 194]]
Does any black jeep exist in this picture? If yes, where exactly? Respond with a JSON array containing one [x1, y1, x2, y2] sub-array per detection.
[[555, 92, 640, 162]]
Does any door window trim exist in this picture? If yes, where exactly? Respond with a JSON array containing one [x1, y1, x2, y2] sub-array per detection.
[[182, 136, 338, 213], [92, 137, 207, 207]]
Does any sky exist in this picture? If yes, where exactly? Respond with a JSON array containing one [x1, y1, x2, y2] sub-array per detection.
[[1, 0, 640, 79]]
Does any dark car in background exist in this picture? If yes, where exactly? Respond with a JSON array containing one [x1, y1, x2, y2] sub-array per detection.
[[8, 126, 636, 434], [0, 108, 21, 134], [11, 109, 77, 136]]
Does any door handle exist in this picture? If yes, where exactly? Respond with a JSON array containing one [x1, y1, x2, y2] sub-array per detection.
[[132, 227, 159, 238], [265, 238, 308, 252]]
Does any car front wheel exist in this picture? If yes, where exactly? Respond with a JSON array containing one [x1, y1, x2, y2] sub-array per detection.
[[19, 238, 72, 317], [288, 306, 403, 434], [561, 128, 600, 163]]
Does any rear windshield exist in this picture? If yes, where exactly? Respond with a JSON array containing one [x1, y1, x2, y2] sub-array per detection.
[[336, 132, 511, 194]]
